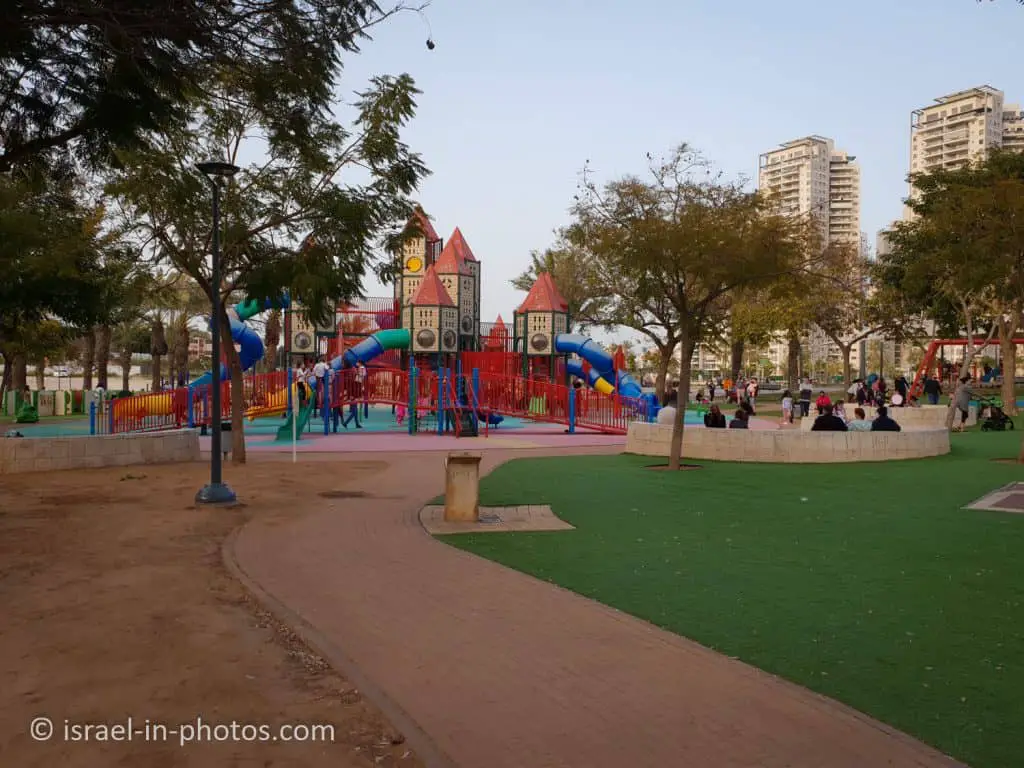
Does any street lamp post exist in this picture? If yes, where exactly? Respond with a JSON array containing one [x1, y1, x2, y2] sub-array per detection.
[[195, 160, 240, 505]]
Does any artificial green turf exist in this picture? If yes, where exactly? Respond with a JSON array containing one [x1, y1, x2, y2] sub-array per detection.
[[439, 432, 1024, 768]]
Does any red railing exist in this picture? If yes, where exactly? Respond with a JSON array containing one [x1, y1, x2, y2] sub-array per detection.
[[108, 366, 648, 436]]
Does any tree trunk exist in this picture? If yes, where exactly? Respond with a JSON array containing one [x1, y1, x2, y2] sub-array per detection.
[[82, 329, 95, 390], [787, 332, 801, 390], [654, 342, 677, 402], [94, 325, 111, 389], [0, 351, 11, 407], [999, 313, 1017, 416], [12, 354, 27, 391], [840, 343, 853, 388], [34, 358, 44, 390], [730, 338, 744, 382], [668, 331, 696, 471], [151, 353, 163, 390], [219, 306, 247, 465], [120, 347, 132, 393]]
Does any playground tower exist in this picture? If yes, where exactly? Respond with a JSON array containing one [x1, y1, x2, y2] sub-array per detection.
[[514, 272, 569, 379], [395, 207, 443, 309], [405, 264, 459, 355], [433, 227, 481, 351], [394, 209, 483, 357]]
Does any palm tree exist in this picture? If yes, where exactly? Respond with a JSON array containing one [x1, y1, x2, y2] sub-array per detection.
[[263, 308, 282, 371], [150, 317, 169, 389], [114, 320, 149, 393], [94, 324, 111, 388]]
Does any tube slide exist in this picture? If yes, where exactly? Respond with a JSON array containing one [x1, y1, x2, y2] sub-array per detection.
[[330, 328, 411, 371], [566, 360, 615, 396], [189, 296, 291, 392], [555, 334, 642, 398]]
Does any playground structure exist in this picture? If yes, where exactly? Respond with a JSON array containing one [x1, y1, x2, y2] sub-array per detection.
[[99, 208, 659, 438], [908, 338, 1024, 400]]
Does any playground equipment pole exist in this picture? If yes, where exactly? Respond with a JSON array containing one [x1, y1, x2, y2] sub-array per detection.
[[568, 381, 576, 434], [323, 374, 330, 436], [409, 366, 418, 435], [195, 160, 240, 505]]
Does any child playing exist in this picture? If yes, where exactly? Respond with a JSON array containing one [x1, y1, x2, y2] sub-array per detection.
[[780, 389, 794, 425], [395, 403, 407, 425]]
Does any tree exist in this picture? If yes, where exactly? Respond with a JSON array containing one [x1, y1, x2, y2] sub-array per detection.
[[114, 321, 150, 394], [511, 237, 607, 331], [109, 73, 428, 463], [881, 151, 1024, 431], [1, 1, 427, 171], [571, 145, 814, 470]]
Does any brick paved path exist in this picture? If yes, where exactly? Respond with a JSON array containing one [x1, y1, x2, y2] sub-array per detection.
[[229, 448, 963, 768]]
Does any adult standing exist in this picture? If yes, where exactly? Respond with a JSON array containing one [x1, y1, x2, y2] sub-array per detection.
[[923, 375, 942, 406], [952, 375, 973, 432], [798, 378, 813, 418]]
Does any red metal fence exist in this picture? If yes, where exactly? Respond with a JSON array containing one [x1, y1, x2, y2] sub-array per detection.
[[102, 366, 649, 436]]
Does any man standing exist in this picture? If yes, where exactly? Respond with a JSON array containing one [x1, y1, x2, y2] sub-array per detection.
[[798, 378, 813, 418], [923, 375, 942, 406], [312, 356, 327, 417]]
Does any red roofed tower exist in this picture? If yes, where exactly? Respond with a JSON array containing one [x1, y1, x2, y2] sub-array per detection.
[[485, 314, 509, 351], [395, 207, 443, 315], [434, 227, 481, 350], [404, 265, 458, 354], [514, 272, 570, 379]]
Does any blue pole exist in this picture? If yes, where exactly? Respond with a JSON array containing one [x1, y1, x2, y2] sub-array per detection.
[[438, 367, 446, 436], [471, 368, 481, 422], [568, 382, 576, 434], [89, 400, 96, 435], [408, 366, 417, 435], [323, 373, 330, 435], [108, 395, 115, 434], [187, 387, 195, 429]]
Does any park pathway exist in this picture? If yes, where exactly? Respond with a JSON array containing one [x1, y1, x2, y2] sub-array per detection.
[[229, 448, 964, 768]]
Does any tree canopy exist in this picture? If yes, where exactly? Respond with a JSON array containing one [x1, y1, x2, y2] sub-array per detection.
[[569, 145, 815, 468], [1, 0, 425, 171]]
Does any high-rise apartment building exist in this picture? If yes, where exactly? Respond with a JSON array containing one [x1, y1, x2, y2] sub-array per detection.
[[759, 136, 862, 374], [758, 135, 861, 245], [906, 85, 1024, 217]]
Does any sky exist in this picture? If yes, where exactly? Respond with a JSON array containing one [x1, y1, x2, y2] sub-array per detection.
[[335, 0, 1024, 342]]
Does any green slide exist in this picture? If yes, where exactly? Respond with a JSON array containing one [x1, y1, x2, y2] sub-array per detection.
[[275, 397, 317, 442]]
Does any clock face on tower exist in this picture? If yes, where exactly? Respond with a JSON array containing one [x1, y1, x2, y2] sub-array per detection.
[[405, 256, 423, 273]]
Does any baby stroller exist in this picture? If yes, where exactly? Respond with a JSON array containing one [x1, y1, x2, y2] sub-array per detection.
[[979, 397, 1014, 431]]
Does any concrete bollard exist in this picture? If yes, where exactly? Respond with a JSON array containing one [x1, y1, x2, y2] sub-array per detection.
[[444, 451, 482, 522]]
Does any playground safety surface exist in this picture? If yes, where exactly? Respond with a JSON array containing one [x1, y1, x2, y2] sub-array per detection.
[[229, 447, 965, 768]]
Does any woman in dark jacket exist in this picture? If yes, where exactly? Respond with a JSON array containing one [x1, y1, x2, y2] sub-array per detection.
[[704, 404, 727, 428]]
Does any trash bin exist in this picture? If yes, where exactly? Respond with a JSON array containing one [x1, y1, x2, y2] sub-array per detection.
[[444, 452, 482, 522]]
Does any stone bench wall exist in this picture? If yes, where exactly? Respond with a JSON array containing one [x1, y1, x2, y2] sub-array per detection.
[[626, 422, 950, 463], [798, 404, 976, 431], [0, 430, 200, 474]]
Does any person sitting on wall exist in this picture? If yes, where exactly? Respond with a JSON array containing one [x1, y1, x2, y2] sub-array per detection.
[[811, 403, 848, 431], [729, 409, 749, 429], [656, 392, 678, 426], [815, 390, 832, 415], [847, 407, 873, 432], [704, 403, 727, 428], [871, 405, 902, 432]]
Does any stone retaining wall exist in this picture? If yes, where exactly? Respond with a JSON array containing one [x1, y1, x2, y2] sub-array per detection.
[[798, 404, 976, 431], [0, 430, 200, 474], [626, 422, 950, 463]]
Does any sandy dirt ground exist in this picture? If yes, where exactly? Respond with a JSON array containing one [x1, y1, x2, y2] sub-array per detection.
[[0, 459, 424, 768]]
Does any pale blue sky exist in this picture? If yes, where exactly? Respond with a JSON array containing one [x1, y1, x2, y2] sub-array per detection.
[[339, 0, 1024, 332]]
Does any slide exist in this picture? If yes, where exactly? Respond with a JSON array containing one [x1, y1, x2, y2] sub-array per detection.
[[275, 394, 316, 442], [189, 296, 290, 392], [555, 334, 644, 398], [275, 328, 413, 442]]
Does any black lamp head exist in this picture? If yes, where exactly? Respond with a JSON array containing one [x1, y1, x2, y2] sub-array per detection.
[[426, 38, 435, 50]]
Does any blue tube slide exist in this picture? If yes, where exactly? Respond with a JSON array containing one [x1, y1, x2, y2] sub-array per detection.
[[555, 334, 643, 398], [189, 296, 290, 391], [566, 360, 605, 391], [328, 328, 411, 372]]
